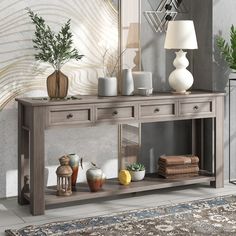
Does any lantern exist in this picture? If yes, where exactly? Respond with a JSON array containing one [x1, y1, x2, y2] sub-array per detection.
[[56, 155, 73, 196]]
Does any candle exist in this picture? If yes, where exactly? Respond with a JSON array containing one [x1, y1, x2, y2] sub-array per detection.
[[132, 72, 153, 94]]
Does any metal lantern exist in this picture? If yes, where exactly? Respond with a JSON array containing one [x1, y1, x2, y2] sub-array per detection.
[[56, 155, 73, 196]]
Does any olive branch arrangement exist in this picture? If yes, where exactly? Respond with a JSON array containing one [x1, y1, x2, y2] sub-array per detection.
[[27, 8, 83, 71], [102, 48, 127, 78]]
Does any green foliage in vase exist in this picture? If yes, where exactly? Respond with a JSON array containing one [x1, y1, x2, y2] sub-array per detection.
[[127, 163, 145, 172], [27, 8, 83, 71], [217, 25, 236, 70]]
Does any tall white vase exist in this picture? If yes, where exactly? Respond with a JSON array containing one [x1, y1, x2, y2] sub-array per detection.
[[122, 69, 134, 96]]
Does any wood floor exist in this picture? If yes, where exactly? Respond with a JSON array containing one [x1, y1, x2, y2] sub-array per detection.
[[1, 182, 236, 235]]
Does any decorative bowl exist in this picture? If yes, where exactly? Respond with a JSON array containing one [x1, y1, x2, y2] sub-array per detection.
[[137, 87, 153, 96]]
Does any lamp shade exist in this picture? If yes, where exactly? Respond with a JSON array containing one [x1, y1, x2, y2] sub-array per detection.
[[126, 23, 139, 48], [164, 20, 198, 50]]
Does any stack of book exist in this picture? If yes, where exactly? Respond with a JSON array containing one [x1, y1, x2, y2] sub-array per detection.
[[158, 155, 199, 179]]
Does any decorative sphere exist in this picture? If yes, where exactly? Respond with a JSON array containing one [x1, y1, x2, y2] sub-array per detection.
[[119, 170, 131, 185]]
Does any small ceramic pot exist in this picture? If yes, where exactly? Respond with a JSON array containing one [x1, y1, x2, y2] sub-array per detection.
[[98, 77, 117, 96], [129, 170, 145, 182], [86, 166, 106, 192]]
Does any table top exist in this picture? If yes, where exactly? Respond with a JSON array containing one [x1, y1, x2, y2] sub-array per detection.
[[16, 90, 225, 107]]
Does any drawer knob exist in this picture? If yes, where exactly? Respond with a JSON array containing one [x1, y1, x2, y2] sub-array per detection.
[[154, 108, 160, 113], [67, 113, 73, 119], [193, 106, 199, 111], [112, 111, 118, 116]]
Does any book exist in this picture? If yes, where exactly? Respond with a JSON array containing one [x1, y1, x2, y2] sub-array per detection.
[[158, 172, 199, 179], [158, 166, 199, 175], [158, 163, 199, 170], [158, 155, 199, 166]]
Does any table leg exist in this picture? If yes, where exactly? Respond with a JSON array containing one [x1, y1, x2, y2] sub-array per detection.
[[29, 106, 45, 215], [212, 96, 224, 188], [18, 103, 29, 205]]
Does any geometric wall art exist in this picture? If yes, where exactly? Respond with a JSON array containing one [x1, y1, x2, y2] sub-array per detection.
[[144, 0, 188, 33], [0, 0, 119, 110]]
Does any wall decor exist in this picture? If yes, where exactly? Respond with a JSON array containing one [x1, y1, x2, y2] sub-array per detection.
[[144, 0, 188, 33], [156, 0, 188, 13], [0, 0, 119, 109]]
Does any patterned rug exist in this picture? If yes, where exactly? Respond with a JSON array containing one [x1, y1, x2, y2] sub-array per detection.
[[5, 195, 236, 236]]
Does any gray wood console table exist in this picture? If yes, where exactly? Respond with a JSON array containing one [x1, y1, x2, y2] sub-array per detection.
[[17, 91, 224, 215]]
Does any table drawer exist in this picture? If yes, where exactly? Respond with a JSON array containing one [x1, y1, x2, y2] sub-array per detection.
[[179, 99, 215, 117], [96, 105, 136, 122], [140, 102, 176, 119], [49, 106, 93, 125]]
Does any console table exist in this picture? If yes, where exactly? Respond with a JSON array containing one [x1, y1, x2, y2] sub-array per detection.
[[16, 91, 224, 215]]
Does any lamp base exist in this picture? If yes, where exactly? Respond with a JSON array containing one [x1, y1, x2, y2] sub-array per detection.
[[168, 50, 193, 94], [171, 91, 191, 95]]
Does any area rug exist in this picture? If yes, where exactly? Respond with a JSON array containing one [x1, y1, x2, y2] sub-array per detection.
[[6, 195, 236, 236]]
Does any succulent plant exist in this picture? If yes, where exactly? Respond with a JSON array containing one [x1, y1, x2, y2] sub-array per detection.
[[127, 163, 145, 172]]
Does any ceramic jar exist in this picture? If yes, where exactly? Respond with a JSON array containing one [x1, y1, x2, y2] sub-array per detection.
[[98, 77, 117, 96], [86, 165, 106, 192], [122, 69, 134, 95], [68, 154, 83, 191]]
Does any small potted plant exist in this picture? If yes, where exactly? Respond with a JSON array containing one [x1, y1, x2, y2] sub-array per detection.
[[98, 43, 128, 97], [127, 163, 145, 182], [27, 9, 83, 99]]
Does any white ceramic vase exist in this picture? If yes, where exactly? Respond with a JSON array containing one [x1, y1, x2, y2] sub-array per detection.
[[129, 170, 145, 182], [122, 69, 134, 96], [98, 77, 117, 96]]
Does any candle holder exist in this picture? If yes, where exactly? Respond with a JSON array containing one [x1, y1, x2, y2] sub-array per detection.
[[56, 155, 73, 196]]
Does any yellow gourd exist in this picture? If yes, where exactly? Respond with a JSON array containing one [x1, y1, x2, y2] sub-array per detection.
[[119, 170, 131, 185]]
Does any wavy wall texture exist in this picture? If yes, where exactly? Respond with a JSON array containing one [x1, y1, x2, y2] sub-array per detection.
[[0, 0, 118, 110]]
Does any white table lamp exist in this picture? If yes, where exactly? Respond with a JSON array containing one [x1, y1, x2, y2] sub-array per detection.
[[164, 20, 198, 94]]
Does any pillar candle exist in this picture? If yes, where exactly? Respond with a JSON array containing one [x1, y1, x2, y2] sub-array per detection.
[[132, 72, 153, 94]]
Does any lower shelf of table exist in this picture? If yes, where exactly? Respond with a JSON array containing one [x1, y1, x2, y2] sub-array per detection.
[[24, 173, 215, 207]]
